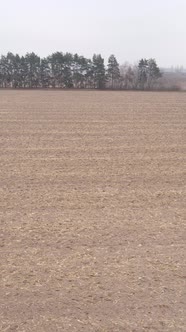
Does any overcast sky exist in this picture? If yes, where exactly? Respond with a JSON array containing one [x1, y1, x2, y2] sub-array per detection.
[[0, 0, 186, 67]]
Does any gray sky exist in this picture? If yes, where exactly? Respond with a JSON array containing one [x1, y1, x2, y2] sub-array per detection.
[[0, 0, 186, 67]]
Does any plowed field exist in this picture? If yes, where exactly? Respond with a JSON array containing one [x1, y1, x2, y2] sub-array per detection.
[[0, 91, 185, 331]]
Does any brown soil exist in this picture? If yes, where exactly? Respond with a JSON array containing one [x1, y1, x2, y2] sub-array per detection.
[[0, 91, 185, 332]]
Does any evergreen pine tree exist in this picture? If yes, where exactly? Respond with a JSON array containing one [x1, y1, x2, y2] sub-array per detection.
[[92, 54, 106, 89], [107, 54, 120, 88]]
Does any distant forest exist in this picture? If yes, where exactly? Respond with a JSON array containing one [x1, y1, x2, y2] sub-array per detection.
[[0, 52, 167, 90]]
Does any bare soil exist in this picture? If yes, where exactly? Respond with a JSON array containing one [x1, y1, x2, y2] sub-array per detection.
[[0, 91, 185, 332]]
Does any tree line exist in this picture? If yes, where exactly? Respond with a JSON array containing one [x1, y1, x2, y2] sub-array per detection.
[[0, 52, 162, 90]]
